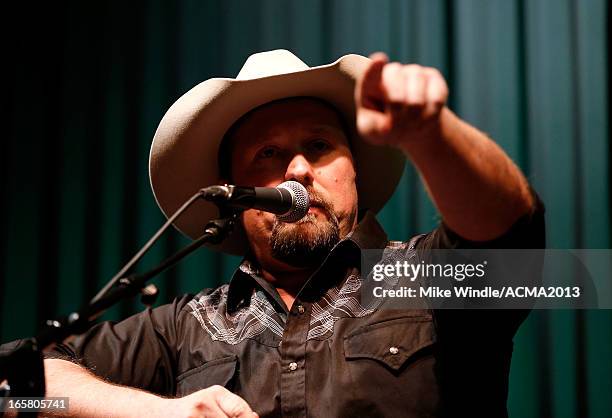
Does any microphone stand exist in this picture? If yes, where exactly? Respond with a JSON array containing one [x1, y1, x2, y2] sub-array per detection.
[[0, 191, 241, 417]]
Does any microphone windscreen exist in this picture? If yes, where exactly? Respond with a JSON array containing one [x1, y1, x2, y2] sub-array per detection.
[[277, 181, 310, 223]]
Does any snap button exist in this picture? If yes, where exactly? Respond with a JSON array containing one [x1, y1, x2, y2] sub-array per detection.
[[289, 362, 298, 371], [389, 346, 399, 355], [297, 305, 305, 314]]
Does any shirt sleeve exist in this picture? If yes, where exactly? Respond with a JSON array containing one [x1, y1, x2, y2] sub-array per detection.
[[416, 188, 546, 251], [44, 294, 194, 396], [414, 189, 546, 339]]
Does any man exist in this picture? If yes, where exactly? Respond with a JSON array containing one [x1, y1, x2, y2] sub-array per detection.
[[42, 50, 544, 417]]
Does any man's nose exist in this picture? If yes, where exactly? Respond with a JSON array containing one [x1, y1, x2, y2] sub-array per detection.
[[284, 154, 314, 185]]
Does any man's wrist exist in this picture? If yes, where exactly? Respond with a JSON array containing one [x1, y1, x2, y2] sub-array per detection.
[[396, 107, 453, 159], [144, 395, 173, 418]]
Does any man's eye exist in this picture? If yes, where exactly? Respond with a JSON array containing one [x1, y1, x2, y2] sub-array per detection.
[[308, 139, 330, 153], [256, 146, 278, 159]]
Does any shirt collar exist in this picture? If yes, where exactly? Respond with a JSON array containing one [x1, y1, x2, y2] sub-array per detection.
[[344, 210, 389, 251], [226, 210, 389, 314]]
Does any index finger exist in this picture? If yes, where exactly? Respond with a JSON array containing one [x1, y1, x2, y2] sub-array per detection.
[[355, 52, 389, 111]]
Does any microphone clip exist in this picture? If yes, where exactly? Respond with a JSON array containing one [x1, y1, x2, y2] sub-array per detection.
[[200, 184, 233, 201]]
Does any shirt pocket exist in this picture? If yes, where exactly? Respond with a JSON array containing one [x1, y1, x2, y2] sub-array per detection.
[[175, 355, 238, 397], [344, 316, 435, 370], [342, 316, 439, 416]]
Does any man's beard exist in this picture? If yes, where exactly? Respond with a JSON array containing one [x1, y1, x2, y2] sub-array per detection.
[[270, 187, 340, 267]]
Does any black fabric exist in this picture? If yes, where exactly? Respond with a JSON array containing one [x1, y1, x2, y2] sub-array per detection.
[[417, 191, 546, 418], [43, 196, 545, 418]]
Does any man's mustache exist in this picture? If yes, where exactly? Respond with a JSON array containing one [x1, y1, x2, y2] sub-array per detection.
[[273, 185, 335, 225], [304, 186, 334, 215]]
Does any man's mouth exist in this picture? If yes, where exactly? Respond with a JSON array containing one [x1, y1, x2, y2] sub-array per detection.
[[307, 201, 327, 214], [278, 202, 327, 225]]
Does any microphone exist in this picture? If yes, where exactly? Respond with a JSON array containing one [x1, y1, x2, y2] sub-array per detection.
[[201, 180, 310, 223]]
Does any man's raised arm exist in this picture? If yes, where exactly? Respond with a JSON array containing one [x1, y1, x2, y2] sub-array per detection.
[[355, 52, 534, 242]]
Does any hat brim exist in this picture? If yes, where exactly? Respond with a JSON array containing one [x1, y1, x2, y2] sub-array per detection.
[[149, 54, 405, 255]]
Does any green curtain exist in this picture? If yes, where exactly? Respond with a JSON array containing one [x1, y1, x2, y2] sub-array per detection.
[[1, 1, 609, 417]]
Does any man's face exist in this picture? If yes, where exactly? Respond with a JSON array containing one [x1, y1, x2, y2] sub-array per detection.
[[226, 98, 359, 268]]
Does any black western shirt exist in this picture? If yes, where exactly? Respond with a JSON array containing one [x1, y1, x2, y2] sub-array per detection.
[[48, 201, 545, 418]]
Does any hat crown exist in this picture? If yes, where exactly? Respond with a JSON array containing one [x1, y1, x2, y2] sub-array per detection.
[[236, 49, 310, 80]]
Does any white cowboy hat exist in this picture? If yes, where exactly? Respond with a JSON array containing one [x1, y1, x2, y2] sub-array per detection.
[[149, 49, 405, 255]]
